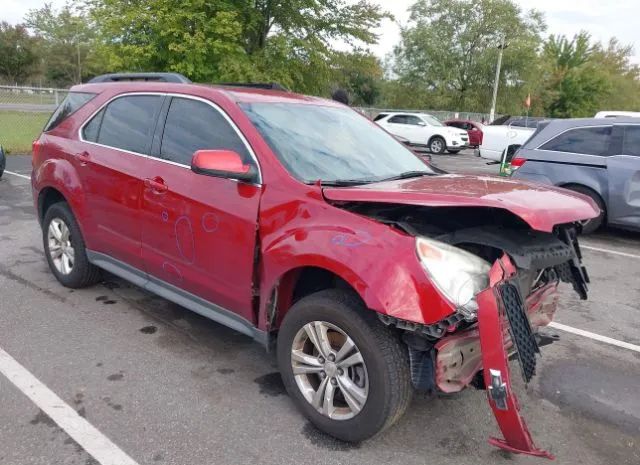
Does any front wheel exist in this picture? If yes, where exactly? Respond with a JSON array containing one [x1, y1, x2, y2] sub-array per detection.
[[429, 136, 446, 154], [277, 289, 411, 442], [446, 149, 461, 154]]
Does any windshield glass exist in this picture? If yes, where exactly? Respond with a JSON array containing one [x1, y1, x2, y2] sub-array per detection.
[[241, 103, 433, 183], [422, 115, 444, 127]]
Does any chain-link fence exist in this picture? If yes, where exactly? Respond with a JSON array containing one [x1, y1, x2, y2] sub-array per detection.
[[0, 85, 68, 154], [357, 108, 497, 123]]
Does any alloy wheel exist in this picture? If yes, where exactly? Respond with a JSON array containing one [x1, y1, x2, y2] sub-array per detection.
[[47, 218, 74, 275], [291, 321, 369, 420]]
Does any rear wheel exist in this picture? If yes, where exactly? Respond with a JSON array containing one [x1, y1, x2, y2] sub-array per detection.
[[429, 136, 446, 154], [43, 202, 101, 288], [277, 289, 411, 442], [563, 185, 606, 234]]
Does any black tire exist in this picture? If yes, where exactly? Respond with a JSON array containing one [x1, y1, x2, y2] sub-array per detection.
[[563, 185, 606, 234], [446, 149, 461, 154], [277, 289, 412, 442], [429, 136, 446, 154], [42, 202, 101, 288], [0, 146, 6, 179]]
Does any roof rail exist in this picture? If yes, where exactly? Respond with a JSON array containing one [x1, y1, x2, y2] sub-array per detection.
[[217, 82, 289, 92], [88, 72, 192, 84]]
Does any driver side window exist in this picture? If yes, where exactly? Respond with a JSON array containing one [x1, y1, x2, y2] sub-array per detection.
[[405, 115, 425, 126], [160, 97, 251, 166]]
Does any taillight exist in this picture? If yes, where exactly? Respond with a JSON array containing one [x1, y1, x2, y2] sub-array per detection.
[[510, 157, 527, 169], [32, 139, 41, 167]]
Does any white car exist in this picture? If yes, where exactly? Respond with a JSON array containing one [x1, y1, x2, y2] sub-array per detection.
[[478, 117, 547, 161], [374, 112, 469, 154], [594, 110, 640, 118]]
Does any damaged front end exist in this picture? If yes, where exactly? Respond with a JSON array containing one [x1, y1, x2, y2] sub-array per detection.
[[378, 219, 590, 459]]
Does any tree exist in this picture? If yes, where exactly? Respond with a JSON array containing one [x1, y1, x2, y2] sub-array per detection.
[[0, 22, 38, 84], [25, 3, 105, 87], [541, 33, 614, 117], [390, 0, 545, 113], [88, 0, 389, 95]]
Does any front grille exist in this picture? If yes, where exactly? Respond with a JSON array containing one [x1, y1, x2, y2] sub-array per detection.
[[499, 282, 539, 382]]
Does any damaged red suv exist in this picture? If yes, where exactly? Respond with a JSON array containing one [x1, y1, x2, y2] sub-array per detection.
[[32, 73, 598, 458]]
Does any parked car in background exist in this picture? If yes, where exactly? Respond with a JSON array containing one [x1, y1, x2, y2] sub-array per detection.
[[374, 112, 468, 154], [32, 72, 598, 456], [394, 134, 432, 163], [594, 111, 640, 118], [511, 118, 640, 233], [444, 119, 483, 147], [479, 116, 546, 161]]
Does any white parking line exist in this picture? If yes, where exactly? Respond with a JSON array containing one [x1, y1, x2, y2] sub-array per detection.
[[549, 322, 640, 353], [0, 347, 140, 465], [3, 170, 31, 180], [581, 244, 640, 260]]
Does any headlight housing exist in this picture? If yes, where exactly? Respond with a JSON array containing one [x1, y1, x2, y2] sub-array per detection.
[[416, 237, 491, 320]]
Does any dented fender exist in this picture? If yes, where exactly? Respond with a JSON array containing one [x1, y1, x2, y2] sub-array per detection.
[[477, 255, 554, 459]]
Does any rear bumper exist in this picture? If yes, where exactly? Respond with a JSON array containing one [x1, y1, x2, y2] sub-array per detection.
[[435, 255, 556, 459]]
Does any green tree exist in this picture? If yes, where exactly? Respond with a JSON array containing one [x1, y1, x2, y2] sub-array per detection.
[[0, 22, 38, 84], [391, 0, 545, 113], [88, 0, 389, 94], [25, 3, 105, 87], [541, 33, 612, 117], [332, 51, 383, 105]]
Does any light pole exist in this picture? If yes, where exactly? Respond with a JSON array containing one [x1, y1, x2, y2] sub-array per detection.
[[489, 35, 506, 123]]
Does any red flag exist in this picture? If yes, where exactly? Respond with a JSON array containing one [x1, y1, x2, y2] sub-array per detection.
[[525, 93, 531, 109]]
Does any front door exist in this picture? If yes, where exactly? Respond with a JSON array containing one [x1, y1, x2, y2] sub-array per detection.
[[140, 96, 262, 322], [607, 125, 640, 228]]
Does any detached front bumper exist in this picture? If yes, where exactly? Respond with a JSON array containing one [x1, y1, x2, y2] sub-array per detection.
[[476, 255, 554, 459], [434, 255, 561, 459]]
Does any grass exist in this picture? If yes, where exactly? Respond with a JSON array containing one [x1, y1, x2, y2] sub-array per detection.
[[0, 111, 49, 154]]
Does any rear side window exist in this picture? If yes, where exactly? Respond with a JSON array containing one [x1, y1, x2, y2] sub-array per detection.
[[373, 113, 388, 122], [540, 126, 612, 156], [44, 92, 96, 132], [622, 126, 640, 156], [388, 115, 407, 124], [160, 97, 251, 166], [96, 95, 163, 154]]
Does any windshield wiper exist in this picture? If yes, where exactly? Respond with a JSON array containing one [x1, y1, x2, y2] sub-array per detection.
[[314, 179, 376, 187], [376, 170, 434, 182]]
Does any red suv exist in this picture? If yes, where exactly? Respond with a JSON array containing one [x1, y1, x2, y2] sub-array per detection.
[[32, 73, 598, 458]]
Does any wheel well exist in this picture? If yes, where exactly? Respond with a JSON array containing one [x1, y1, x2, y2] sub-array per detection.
[[428, 135, 445, 145], [559, 183, 606, 214], [269, 267, 359, 329], [38, 187, 67, 222]]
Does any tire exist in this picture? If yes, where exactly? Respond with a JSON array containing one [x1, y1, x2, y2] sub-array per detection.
[[0, 146, 6, 179], [446, 149, 461, 154], [563, 185, 606, 234], [42, 202, 101, 288], [429, 136, 446, 154], [277, 289, 412, 442]]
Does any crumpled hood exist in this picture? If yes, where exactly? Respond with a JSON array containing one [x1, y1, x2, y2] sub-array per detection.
[[323, 174, 600, 232]]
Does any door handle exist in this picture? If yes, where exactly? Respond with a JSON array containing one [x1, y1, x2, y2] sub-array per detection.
[[144, 177, 168, 193]]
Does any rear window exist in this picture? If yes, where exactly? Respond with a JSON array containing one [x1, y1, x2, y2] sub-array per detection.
[[43, 92, 96, 132]]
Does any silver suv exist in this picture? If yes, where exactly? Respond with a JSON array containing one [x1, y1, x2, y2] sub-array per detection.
[[510, 118, 640, 233]]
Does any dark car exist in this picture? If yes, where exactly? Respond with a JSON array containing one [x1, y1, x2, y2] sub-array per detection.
[[444, 120, 483, 147], [32, 72, 596, 456], [511, 118, 640, 233]]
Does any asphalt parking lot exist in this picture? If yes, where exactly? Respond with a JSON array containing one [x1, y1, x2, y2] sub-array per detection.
[[1, 151, 639, 465]]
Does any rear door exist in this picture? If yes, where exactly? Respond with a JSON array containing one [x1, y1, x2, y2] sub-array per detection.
[[384, 115, 412, 139], [140, 95, 262, 322], [79, 93, 164, 270], [607, 125, 640, 228]]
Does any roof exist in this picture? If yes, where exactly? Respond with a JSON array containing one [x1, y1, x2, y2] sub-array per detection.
[[70, 81, 341, 106]]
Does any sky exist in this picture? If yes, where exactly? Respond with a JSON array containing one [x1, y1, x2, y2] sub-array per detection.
[[4, 0, 639, 63]]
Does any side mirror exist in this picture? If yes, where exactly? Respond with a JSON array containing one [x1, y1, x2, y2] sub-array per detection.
[[191, 149, 257, 183]]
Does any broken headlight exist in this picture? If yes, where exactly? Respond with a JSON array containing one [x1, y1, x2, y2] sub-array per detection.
[[416, 237, 491, 320]]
